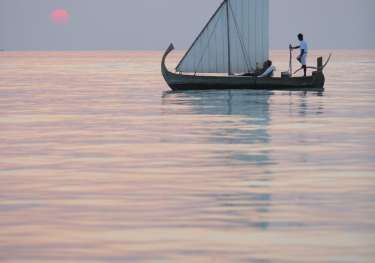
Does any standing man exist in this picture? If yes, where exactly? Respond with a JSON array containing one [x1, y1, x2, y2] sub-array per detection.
[[290, 33, 308, 77]]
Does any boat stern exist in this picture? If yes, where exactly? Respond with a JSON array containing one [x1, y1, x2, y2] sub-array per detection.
[[312, 57, 326, 89]]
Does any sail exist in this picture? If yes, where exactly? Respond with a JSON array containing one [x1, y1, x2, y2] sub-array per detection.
[[176, 0, 269, 74]]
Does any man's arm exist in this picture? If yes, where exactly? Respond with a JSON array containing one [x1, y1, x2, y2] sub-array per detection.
[[289, 44, 300, 50]]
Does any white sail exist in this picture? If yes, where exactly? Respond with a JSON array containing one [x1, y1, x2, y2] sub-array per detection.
[[176, 0, 269, 74]]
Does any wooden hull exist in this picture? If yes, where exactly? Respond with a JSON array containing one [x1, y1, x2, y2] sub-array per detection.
[[162, 44, 325, 91]]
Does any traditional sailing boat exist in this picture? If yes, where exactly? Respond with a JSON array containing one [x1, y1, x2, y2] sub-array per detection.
[[162, 0, 329, 91]]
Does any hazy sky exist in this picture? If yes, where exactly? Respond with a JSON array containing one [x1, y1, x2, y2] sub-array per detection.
[[0, 0, 374, 50]]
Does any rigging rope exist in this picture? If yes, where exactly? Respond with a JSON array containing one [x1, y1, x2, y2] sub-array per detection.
[[194, 8, 224, 73]]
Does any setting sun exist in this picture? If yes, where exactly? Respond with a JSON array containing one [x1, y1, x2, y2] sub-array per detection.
[[50, 9, 70, 25]]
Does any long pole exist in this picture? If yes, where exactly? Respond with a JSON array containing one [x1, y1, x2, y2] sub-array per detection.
[[289, 44, 293, 76], [226, 0, 232, 75]]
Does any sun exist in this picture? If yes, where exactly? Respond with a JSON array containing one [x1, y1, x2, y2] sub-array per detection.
[[50, 9, 70, 25]]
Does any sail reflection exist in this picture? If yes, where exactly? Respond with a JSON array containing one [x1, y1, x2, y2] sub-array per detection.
[[162, 90, 273, 230]]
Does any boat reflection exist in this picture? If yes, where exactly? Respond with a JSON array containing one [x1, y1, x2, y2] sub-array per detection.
[[162, 90, 272, 146], [298, 91, 325, 116]]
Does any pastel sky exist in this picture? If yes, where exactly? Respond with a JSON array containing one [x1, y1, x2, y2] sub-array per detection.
[[0, 0, 374, 50]]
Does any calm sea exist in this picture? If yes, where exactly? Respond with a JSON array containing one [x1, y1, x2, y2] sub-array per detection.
[[0, 50, 374, 262]]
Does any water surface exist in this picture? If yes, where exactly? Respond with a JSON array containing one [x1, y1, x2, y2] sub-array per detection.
[[0, 50, 374, 262]]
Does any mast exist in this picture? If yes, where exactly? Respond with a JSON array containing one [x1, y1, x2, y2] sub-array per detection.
[[226, 0, 232, 75]]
